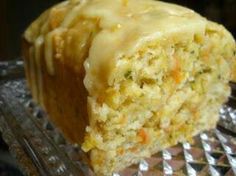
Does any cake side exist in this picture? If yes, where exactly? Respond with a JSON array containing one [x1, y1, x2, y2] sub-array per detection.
[[22, 1, 101, 143]]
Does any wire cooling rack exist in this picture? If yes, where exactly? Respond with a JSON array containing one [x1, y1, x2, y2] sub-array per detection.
[[0, 60, 236, 176]]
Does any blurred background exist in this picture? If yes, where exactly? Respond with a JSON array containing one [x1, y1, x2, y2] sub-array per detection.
[[0, 0, 236, 175], [0, 0, 236, 61]]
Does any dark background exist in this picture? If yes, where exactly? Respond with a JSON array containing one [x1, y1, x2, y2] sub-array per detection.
[[0, 0, 236, 61], [0, 0, 236, 175]]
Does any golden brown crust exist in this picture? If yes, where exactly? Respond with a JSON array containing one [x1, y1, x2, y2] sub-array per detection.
[[42, 61, 88, 143], [23, 35, 89, 144]]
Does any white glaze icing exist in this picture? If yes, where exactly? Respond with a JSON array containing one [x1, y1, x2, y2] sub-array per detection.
[[61, 0, 86, 27]]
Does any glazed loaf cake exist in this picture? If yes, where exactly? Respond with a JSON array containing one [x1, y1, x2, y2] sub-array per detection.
[[23, 0, 236, 175]]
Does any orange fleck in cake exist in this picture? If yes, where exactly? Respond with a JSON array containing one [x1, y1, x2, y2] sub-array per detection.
[[22, 0, 236, 175]]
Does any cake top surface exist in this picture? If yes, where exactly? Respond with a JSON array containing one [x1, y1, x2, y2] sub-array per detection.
[[25, 0, 207, 53], [24, 0, 214, 95]]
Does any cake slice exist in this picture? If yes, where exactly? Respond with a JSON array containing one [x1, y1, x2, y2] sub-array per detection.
[[22, 0, 236, 175]]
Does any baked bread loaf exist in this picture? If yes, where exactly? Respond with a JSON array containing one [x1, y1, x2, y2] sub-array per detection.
[[23, 0, 236, 175]]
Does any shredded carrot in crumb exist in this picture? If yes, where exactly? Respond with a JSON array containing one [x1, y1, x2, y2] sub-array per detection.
[[129, 146, 138, 153], [187, 104, 199, 120], [171, 56, 182, 84], [138, 128, 149, 144], [93, 153, 105, 166], [117, 147, 125, 155], [171, 69, 181, 84], [97, 94, 105, 104], [201, 45, 213, 61], [163, 127, 171, 133]]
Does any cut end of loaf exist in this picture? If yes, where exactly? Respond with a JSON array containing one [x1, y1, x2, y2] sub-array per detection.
[[82, 23, 235, 175]]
